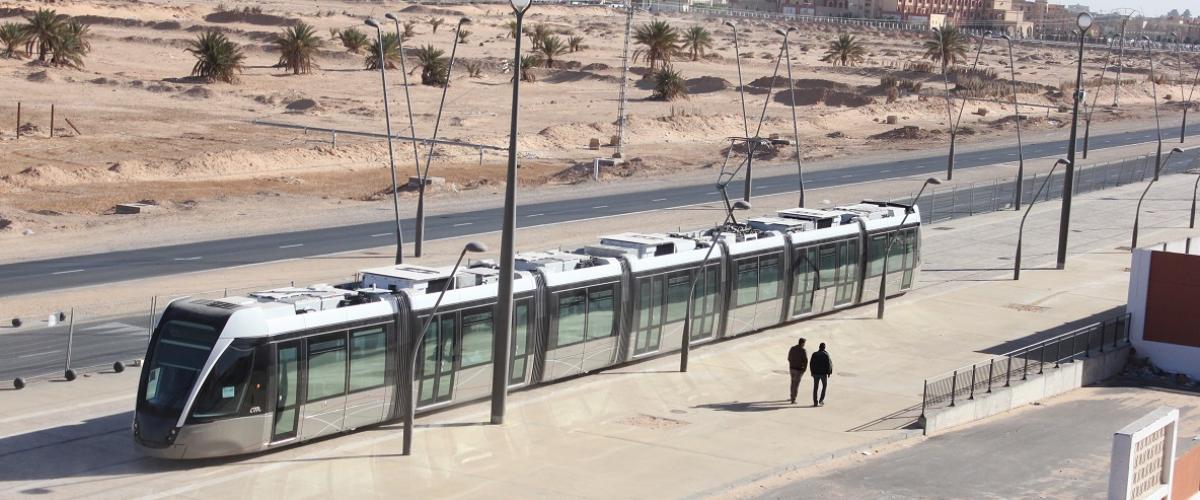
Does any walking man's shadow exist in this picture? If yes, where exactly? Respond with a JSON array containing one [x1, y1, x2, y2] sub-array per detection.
[[693, 400, 811, 413]]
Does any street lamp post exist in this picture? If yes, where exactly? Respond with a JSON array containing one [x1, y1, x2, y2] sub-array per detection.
[[877, 177, 941, 319], [725, 21, 752, 202], [1183, 67, 1200, 145], [402, 241, 487, 456], [1143, 35, 1164, 181], [492, 0, 532, 427], [778, 27, 804, 208], [1189, 168, 1200, 229], [1132, 147, 1185, 250], [1082, 37, 1116, 159], [1015, 159, 1069, 280], [945, 31, 987, 182], [413, 17, 471, 257], [1112, 15, 1130, 107], [999, 34, 1025, 209], [1172, 33, 1185, 144], [385, 13, 424, 261], [365, 18, 405, 265], [1055, 12, 1092, 271], [680, 200, 750, 373]]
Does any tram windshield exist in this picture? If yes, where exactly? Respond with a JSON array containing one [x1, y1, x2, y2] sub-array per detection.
[[142, 320, 220, 415]]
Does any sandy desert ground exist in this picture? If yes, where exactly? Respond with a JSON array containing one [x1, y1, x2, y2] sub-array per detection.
[[0, 0, 1193, 256]]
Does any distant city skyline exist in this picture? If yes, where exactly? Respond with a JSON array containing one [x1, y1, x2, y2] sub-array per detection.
[[1077, 1, 1190, 17]]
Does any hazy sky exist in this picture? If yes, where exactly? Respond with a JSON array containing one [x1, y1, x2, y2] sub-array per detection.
[[1076, 0, 1191, 17]]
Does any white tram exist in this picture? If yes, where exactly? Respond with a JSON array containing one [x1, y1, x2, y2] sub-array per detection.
[[133, 201, 921, 458]]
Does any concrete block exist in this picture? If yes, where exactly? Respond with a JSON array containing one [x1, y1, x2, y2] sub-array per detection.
[[886, 115, 898, 124], [114, 203, 157, 215], [588, 138, 601, 150]]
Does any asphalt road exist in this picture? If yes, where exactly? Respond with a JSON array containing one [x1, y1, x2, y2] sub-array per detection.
[[4, 146, 1198, 381], [0, 122, 1196, 298]]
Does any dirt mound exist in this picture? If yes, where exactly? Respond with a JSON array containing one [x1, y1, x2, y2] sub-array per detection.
[[285, 98, 322, 112], [180, 86, 214, 99], [748, 76, 793, 88], [774, 88, 874, 107], [72, 15, 144, 27], [26, 70, 58, 83], [543, 70, 621, 84], [869, 126, 934, 140], [581, 63, 611, 71], [204, 10, 298, 26], [686, 76, 730, 94], [399, 5, 466, 16]]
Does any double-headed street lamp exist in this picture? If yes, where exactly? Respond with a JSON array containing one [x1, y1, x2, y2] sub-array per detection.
[[877, 177, 941, 319], [1014, 159, 1069, 280], [365, 18, 405, 265], [383, 14, 424, 260], [946, 31, 987, 182], [777, 27, 805, 208], [402, 241, 487, 456], [1132, 147, 1185, 250], [997, 33, 1026, 209], [1082, 37, 1116, 160], [680, 200, 750, 373], [1054, 11, 1092, 270], [492, 0, 532, 427], [1143, 35, 1165, 181]]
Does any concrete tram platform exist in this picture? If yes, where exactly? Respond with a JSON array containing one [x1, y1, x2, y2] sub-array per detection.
[[1, 173, 1198, 499]]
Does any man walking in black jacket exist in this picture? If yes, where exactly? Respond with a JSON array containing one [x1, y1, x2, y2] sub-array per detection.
[[810, 343, 833, 406], [786, 338, 808, 404]]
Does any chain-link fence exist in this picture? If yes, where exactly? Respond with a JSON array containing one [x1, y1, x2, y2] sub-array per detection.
[[903, 151, 1200, 224], [921, 313, 1131, 415]]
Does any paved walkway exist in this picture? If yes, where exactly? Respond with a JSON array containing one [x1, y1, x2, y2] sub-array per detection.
[[1, 172, 1198, 499], [750, 385, 1200, 499]]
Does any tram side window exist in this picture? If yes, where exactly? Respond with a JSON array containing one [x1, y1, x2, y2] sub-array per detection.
[[587, 286, 616, 340], [307, 335, 347, 401], [190, 342, 255, 419], [460, 309, 494, 368], [846, 239, 860, 283], [735, 259, 759, 306], [794, 247, 817, 294], [905, 229, 919, 268], [887, 231, 905, 272], [666, 272, 691, 322], [555, 290, 587, 347], [758, 255, 780, 300], [349, 327, 387, 391], [867, 234, 888, 277], [818, 246, 837, 286]]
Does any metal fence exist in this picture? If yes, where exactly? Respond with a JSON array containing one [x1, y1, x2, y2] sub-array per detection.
[[908, 152, 1200, 225], [920, 313, 1131, 415]]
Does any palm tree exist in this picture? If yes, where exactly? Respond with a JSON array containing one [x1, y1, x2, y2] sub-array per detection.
[[428, 17, 444, 34], [924, 26, 969, 70], [365, 32, 401, 70], [634, 20, 679, 70], [336, 27, 369, 54], [464, 61, 482, 78], [22, 8, 65, 62], [187, 30, 245, 83], [1, 22, 29, 58], [402, 21, 416, 39], [528, 23, 551, 50], [413, 44, 448, 86], [652, 65, 687, 101], [514, 54, 543, 82], [49, 20, 89, 68], [457, 29, 470, 43], [538, 35, 567, 68], [275, 21, 321, 75], [567, 35, 585, 53], [819, 33, 866, 66], [680, 25, 712, 61]]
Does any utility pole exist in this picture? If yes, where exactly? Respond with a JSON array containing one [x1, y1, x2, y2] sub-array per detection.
[[614, 0, 634, 158]]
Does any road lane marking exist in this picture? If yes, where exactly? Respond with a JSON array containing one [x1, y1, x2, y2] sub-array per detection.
[[652, 198, 668, 202], [706, 191, 719, 195], [18, 350, 62, 359], [51, 269, 84, 275], [278, 244, 304, 249], [453, 222, 473, 227], [880, 169, 891, 173], [527, 213, 544, 218], [173, 256, 202, 261], [592, 205, 608, 209], [840, 174, 853, 179], [370, 233, 391, 238]]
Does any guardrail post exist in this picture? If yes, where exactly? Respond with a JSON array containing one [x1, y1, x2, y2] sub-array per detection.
[[991, 179, 999, 212], [949, 369, 958, 407], [969, 364, 977, 400], [1038, 344, 1046, 374], [64, 308, 75, 380], [1099, 319, 1107, 353], [1005, 356, 1013, 386], [1084, 326, 1091, 357], [920, 379, 928, 419], [146, 295, 157, 337], [1055, 339, 1062, 368], [928, 189, 936, 221], [987, 359, 994, 393], [969, 184, 975, 216]]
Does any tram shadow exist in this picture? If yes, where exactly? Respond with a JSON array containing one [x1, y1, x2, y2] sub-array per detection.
[[0, 410, 199, 484]]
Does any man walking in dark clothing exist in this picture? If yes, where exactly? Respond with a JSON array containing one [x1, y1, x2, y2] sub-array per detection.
[[810, 343, 833, 406], [786, 338, 808, 404]]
